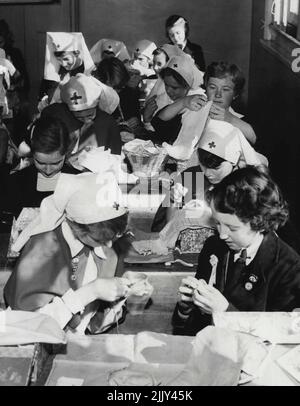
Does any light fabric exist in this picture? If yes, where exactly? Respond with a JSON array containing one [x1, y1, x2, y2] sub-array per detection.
[[197, 119, 265, 167], [60, 73, 119, 114], [132, 39, 157, 61], [44, 32, 95, 82], [161, 43, 191, 60], [90, 38, 130, 64], [12, 172, 127, 253]]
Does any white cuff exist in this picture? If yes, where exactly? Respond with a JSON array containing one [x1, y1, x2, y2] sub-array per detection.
[[61, 289, 85, 315]]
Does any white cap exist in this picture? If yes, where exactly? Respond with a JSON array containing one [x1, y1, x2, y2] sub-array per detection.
[[133, 39, 157, 61], [164, 55, 203, 89]]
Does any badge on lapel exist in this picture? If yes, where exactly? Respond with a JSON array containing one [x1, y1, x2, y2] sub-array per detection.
[[244, 274, 258, 291]]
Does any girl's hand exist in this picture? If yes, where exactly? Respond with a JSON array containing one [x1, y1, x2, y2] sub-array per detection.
[[143, 95, 157, 123], [184, 94, 207, 111], [126, 117, 141, 131], [178, 276, 199, 302], [93, 277, 131, 302], [192, 279, 229, 313], [209, 103, 230, 121]]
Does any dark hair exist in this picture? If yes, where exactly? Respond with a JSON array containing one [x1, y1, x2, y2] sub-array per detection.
[[96, 57, 130, 90], [204, 61, 246, 97], [208, 166, 289, 233], [165, 15, 189, 39], [160, 66, 190, 89], [31, 116, 70, 155], [54, 50, 79, 58], [0, 19, 14, 48], [197, 148, 226, 169], [153, 47, 169, 61], [69, 212, 132, 254]]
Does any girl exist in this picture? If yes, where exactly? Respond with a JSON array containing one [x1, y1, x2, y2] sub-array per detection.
[[151, 119, 266, 232], [149, 55, 204, 146], [204, 61, 256, 145], [89, 38, 130, 65], [1, 116, 79, 216], [173, 166, 300, 335], [39, 32, 95, 107], [165, 15, 205, 71], [4, 172, 132, 334]]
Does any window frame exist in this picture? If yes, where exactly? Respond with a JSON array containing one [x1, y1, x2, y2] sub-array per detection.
[[262, 0, 300, 75]]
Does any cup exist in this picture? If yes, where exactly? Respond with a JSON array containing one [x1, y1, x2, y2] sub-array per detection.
[[123, 271, 153, 315]]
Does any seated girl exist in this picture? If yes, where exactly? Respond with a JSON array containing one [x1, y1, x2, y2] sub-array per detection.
[[172, 166, 300, 336], [143, 44, 189, 126], [152, 60, 256, 145], [41, 73, 122, 165], [149, 55, 204, 145], [95, 57, 142, 140], [165, 15, 205, 71], [1, 116, 79, 216], [89, 38, 130, 64], [4, 172, 132, 334], [39, 32, 95, 108], [204, 61, 256, 145], [151, 119, 266, 232]]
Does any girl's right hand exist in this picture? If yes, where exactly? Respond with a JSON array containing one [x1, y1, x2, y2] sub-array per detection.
[[184, 94, 207, 111], [93, 277, 131, 302], [178, 276, 199, 302], [143, 95, 157, 123]]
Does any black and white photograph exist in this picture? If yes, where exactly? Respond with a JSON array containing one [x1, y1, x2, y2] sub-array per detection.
[[0, 0, 300, 390]]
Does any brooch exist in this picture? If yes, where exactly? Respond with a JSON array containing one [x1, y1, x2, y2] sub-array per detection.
[[244, 274, 258, 291]]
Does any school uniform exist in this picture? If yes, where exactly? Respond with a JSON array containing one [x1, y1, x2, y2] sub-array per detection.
[[4, 222, 122, 334], [172, 232, 300, 336], [4, 172, 128, 334], [182, 40, 205, 71]]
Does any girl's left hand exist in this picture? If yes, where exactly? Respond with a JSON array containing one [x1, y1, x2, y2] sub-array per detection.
[[209, 104, 230, 121], [192, 279, 229, 314]]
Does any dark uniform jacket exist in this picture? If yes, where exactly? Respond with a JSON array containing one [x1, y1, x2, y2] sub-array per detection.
[[172, 232, 300, 336], [4, 225, 123, 333], [183, 40, 206, 72]]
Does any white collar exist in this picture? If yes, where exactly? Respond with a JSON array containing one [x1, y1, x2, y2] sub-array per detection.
[[61, 221, 107, 259], [234, 233, 264, 265]]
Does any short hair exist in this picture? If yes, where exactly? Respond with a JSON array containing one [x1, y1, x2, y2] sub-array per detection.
[[153, 47, 169, 61], [96, 57, 130, 90], [204, 61, 246, 97], [165, 15, 189, 39], [160, 66, 190, 89], [54, 50, 79, 58], [208, 166, 289, 233], [198, 148, 226, 169], [68, 212, 131, 254], [31, 116, 70, 155]]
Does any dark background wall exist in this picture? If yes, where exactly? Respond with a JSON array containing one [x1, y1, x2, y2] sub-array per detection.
[[248, 0, 300, 228], [0, 0, 253, 109]]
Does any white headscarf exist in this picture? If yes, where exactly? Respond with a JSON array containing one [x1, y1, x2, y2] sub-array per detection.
[[12, 172, 127, 253], [44, 32, 95, 82], [132, 39, 157, 61], [60, 73, 119, 115], [147, 55, 204, 109], [197, 119, 267, 167], [90, 38, 130, 64]]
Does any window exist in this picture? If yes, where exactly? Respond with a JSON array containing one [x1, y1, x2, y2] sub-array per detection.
[[262, 0, 300, 75], [272, 0, 300, 40]]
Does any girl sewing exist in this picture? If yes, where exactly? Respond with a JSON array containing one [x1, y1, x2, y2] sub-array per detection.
[[4, 172, 132, 334], [172, 166, 300, 335]]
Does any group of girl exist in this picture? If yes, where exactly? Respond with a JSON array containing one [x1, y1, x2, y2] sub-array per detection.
[[1, 14, 300, 337]]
